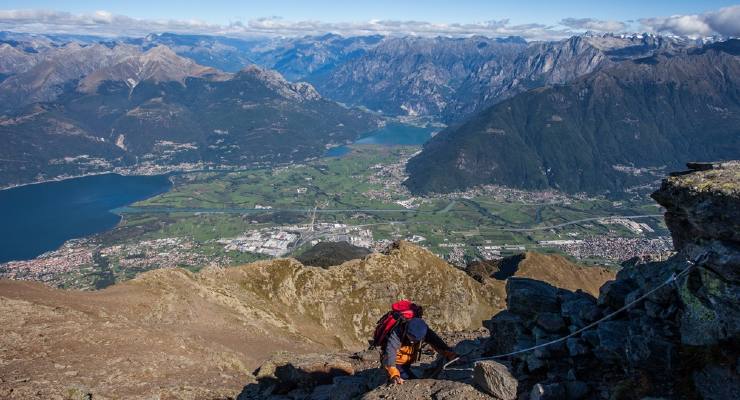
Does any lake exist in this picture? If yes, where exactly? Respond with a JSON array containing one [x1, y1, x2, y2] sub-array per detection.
[[325, 122, 437, 157], [0, 174, 171, 263]]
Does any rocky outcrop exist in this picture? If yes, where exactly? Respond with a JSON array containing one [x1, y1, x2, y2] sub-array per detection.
[[360, 379, 493, 400], [478, 161, 740, 398], [77, 45, 222, 93], [466, 252, 615, 300], [651, 161, 740, 251]]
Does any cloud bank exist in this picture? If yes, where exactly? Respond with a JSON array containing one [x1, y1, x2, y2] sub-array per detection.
[[639, 5, 740, 37], [0, 10, 575, 40], [0, 6, 737, 40]]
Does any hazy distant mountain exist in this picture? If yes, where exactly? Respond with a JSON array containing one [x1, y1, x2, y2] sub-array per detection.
[[0, 51, 377, 187], [76, 45, 221, 93], [0, 31, 708, 123], [307, 36, 527, 119], [0, 43, 40, 79], [247, 33, 384, 81], [0, 43, 142, 107], [122, 32, 384, 80], [308, 33, 706, 122], [125, 32, 263, 73], [404, 40, 740, 195]]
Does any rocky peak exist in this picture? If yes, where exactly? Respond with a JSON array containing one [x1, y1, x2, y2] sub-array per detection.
[[77, 45, 221, 93], [0, 42, 39, 74], [0, 42, 141, 105], [239, 64, 322, 101], [474, 161, 740, 398]]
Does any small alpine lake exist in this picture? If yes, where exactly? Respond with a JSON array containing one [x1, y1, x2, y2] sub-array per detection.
[[324, 122, 438, 157]]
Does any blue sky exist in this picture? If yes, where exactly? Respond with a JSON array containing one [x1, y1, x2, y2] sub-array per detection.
[[2, 0, 736, 25], [0, 1, 738, 38]]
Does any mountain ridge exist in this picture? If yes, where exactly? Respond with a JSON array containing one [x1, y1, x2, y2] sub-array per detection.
[[405, 40, 740, 195], [0, 50, 378, 188]]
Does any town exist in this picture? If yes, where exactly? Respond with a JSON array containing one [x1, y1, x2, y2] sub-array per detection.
[[218, 222, 374, 257]]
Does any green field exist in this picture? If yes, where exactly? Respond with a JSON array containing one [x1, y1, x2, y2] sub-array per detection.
[[98, 144, 669, 269]]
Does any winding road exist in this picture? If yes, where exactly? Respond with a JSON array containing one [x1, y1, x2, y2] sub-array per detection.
[[117, 204, 662, 233]]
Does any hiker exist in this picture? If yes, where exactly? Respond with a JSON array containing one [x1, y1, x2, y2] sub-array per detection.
[[381, 316, 457, 384]]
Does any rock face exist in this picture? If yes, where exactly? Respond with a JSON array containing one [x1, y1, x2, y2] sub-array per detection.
[[651, 161, 740, 251], [465, 252, 615, 306], [310, 34, 699, 123], [477, 162, 740, 398]]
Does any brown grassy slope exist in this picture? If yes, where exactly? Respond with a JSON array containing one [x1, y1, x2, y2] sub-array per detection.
[[513, 252, 615, 296], [471, 252, 615, 306], [0, 244, 613, 399], [0, 242, 495, 399]]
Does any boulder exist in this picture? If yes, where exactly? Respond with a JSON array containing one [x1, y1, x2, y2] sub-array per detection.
[[563, 381, 589, 400], [473, 361, 518, 400], [565, 338, 588, 357], [529, 382, 565, 400], [594, 321, 630, 363], [241, 352, 355, 397], [692, 365, 740, 400], [525, 353, 546, 372], [483, 311, 524, 355], [678, 265, 740, 346], [625, 335, 676, 369], [536, 313, 566, 333], [598, 278, 638, 309], [321, 376, 369, 400], [560, 291, 598, 328], [506, 278, 560, 318], [360, 379, 493, 399]]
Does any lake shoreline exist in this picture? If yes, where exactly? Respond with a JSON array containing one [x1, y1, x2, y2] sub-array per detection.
[[0, 173, 173, 264]]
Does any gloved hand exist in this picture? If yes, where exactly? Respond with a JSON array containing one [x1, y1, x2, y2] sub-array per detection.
[[391, 376, 405, 385]]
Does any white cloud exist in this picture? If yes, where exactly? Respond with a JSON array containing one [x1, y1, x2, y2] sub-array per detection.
[[639, 5, 740, 37], [0, 9, 574, 40], [560, 18, 627, 32], [0, 6, 737, 40], [237, 17, 570, 39], [0, 9, 224, 37]]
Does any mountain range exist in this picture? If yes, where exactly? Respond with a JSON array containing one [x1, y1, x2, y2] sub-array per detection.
[[1, 31, 712, 120], [306, 34, 708, 122], [0, 31, 736, 193], [0, 43, 377, 187], [405, 40, 740, 195]]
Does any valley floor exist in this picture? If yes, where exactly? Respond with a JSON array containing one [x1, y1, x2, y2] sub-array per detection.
[[0, 144, 671, 290]]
